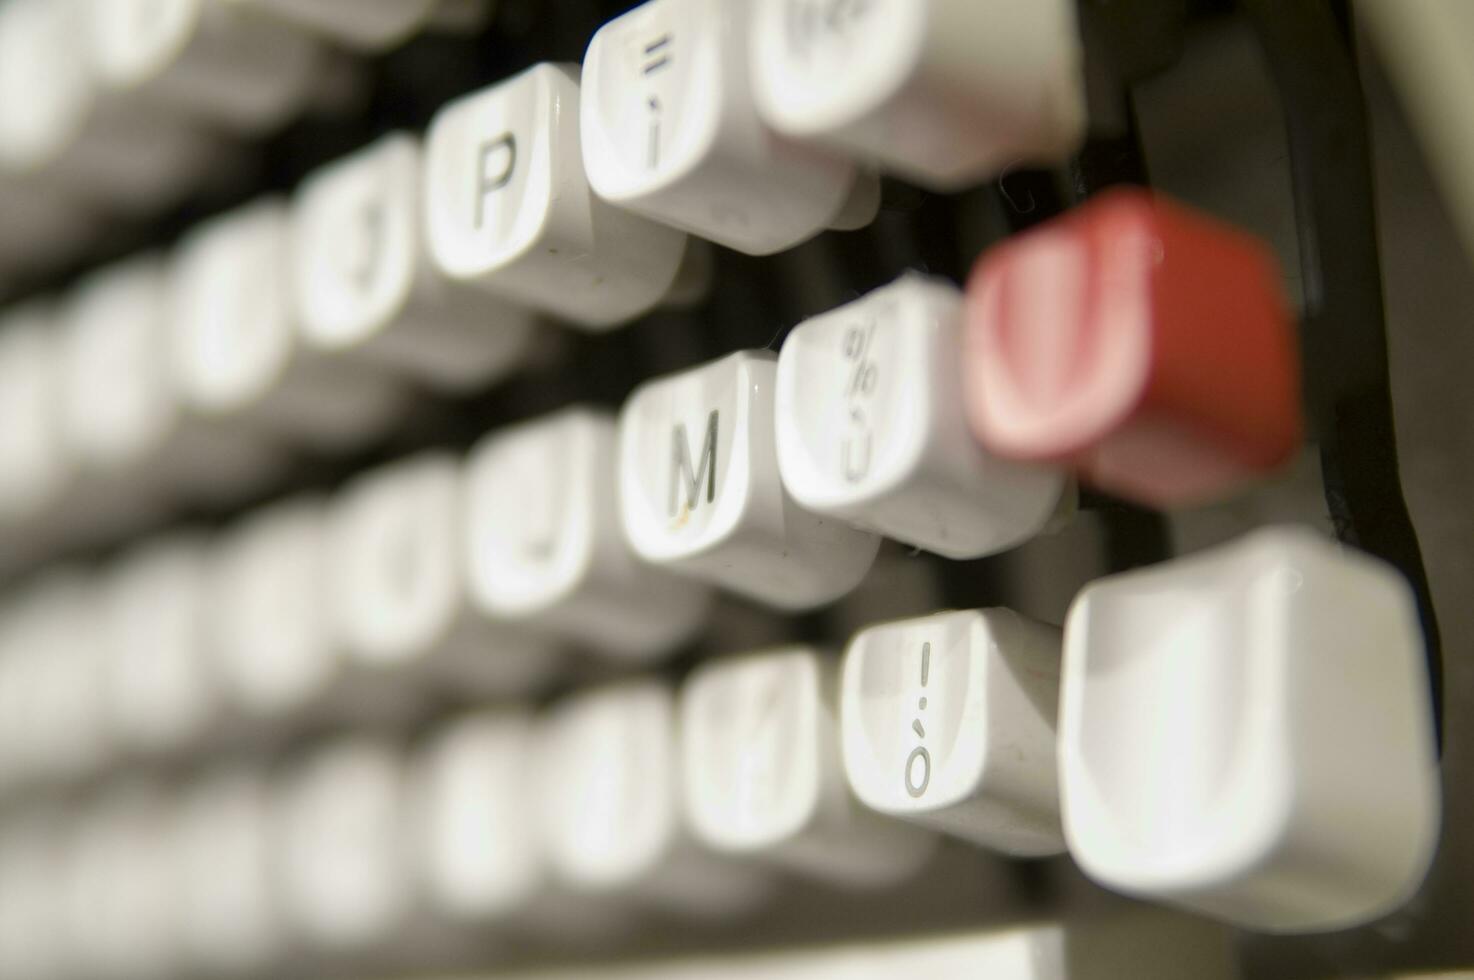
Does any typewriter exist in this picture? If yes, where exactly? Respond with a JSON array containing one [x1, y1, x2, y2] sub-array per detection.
[[0, 0, 1470, 978]]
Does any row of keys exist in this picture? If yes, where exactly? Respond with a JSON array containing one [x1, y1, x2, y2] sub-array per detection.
[[0, 183, 1306, 573], [0, 0, 484, 271], [0, 519, 1441, 940]]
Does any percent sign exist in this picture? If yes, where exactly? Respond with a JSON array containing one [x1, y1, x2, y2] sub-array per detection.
[[841, 320, 878, 483], [843, 320, 878, 397]]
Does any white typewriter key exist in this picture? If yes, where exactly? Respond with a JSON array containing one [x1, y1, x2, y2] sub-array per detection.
[[171, 200, 405, 451], [275, 737, 413, 952], [3, 574, 107, 784], [88, 0, 322, 133], [840, 608, 1065, 856], [750, 0, 1086, 189], [1060, 526, 1441, 933], [0, 0, 216, 211], [295, 132, 534, 392], [0, 812, 71, 980], [0, 306, 70, 525], [582, 0, 876, 256], [776, 274, 1068, 559], [173, 766, 281, 975], [543, 681, 767, 914], [424, 62, 690, 328], [219, 0, 443, 51], [211, 497, 342, 721], [619, 350, 880, 609], [64, 784, 179, 980], [100, 536, 219, 756], [61, 257, 273, 511], [412, 711, 546, 922], [681, 647, 935, 885], [331, 452, 555, 692], [466, 408, 709, 659]]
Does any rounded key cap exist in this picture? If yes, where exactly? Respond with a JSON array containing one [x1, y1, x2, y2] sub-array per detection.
[[466, 408, 709, 659], [0, 305, 70, 526], [1059, 526, 1440, 932], [99, 535, 219, 756], [963, 188, 1304, 507], [750, 0, 1086, 189], [172, 765, 282, 975], [411, 711, 546, 922], [170, 199, 406, 451], [582, 0, 876, 256], [542, 680, 768, 914], [330, 452, 556, 693], [0, 809, 71, 980], [424, 62, 691, 329], [681, 646, 935, 885], [88, 0, 323, 133], [211, 497, 343, 721], [294, 131, 534, 392], [619, 350, 880, 609], [777, 273, 1068, 559], [274, 736, 414, 953], [219, 0, 442, 51], [841, 608, 1065, 856]]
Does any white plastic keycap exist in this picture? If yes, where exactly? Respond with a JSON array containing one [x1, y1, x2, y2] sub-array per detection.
[[582, 0, 877, 255], [330, 452, 555, 693], [542, 680, 767, 914], [172, 766, 281, 975], [841, 608, 1065, 856], [211, 497, 342, 721], [294, 131, 534, 392], [424, 62, 691, 328], [750, 0, 1086, 189], [0, 306, 70, 525], [99, 536, 219, 756], [777, 274, 1069, 558], [681, 646, 935, 884], [619, 350, 880, 609], [0, 811, 71, 980], [412, 711, 546, 922], [1059, 525, 1441, 933], [466, 408, 710, 659], [274, 737, 413, 953], [171, 200, 405, 451], [87, 0, 322, 133]]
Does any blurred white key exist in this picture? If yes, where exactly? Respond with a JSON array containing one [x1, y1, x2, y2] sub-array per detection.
[[412, 710, 546, 922], [776, 274, 1069, 559], [88, 0, 323, 133], [173, 765, 282, 975], [211, 497, 343, 721], [219, 0, 446, 51], [0, 0, 216, 211], [619, 350, 880, 609], [60, 257, 280, 519], [466, 408, 710, 659], [0, 810, 71, 980], [0, 304, 70, 525], [171, 199, 406, 451], [274, 736, 414, 953], [750, 0, 1086, 189], [681, 646, 934, 885], [100, 535, 219, 756], [582, 0, 877, 256], [424, 62, 691, 329], [331, 452, 556, 693], [1060, 526, 1441, 933], [542, 680, 768, 914], [841, 608, 1065, 856], [64, 783, 180, 980], [3, 573, 107, 785], [294, 131, 533, 392]]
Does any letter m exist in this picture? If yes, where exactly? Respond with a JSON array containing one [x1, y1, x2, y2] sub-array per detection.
[[669, 410, 719, 517]]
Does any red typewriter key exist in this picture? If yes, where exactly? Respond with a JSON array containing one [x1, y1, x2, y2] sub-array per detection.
[[963, 188, 1303, 507]]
